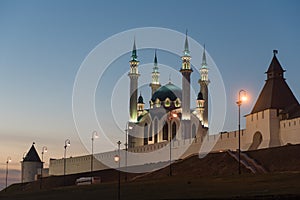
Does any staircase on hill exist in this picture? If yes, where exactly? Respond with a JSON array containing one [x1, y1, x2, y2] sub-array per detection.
[[227, 150, 267, 174]]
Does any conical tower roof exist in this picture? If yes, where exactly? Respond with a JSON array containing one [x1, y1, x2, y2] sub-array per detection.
[[266, 50, 284, 75], [23, 143, 42, 162], [251, 51, 299, 114]]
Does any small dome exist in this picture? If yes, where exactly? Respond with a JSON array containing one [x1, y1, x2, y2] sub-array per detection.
[[151, 83, 182, 102], [197, 91, 204, 100], [138, 95, 144, 104]]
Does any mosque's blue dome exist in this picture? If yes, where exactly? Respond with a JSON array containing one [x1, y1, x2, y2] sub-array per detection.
[[151, 83, 182, 102]]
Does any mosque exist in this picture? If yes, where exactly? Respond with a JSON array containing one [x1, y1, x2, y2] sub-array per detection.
[[127, 34, 209, 149], [21, 35, 300, 181]]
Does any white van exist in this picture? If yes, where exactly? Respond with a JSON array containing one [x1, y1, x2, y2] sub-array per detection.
[[75, 177, 101, 185]]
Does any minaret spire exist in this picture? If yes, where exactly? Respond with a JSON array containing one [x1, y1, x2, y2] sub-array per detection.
[[202, 44, 207, 66], [128, 38, 140, 123], [198, 45, 210, 127], [184, 29, 190, 56], [150, 50, 161, 96], [154, 49, 158, 66], [180, 30, 193, 139], [131, 37, 138, 61]]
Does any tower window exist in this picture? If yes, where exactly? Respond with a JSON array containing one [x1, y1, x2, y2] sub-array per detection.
[[144, 123, 148, 145], [149, 124, 153, 141], [154, 119, 158, 143], [163, 122, 168, 141]]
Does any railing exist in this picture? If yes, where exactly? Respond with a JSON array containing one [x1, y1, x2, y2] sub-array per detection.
[[226, 150, 267, 174]]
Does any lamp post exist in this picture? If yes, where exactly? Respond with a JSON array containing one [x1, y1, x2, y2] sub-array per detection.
[[114, 141, 121, 200], [169, 111, 178, 176], [40, 146, 47, 189], [64, 139, 70, 186], [91, 131, 99, 182], [236, 89, 247, 175], [5, 156, 11, 192], [124, 122, 132, 182]]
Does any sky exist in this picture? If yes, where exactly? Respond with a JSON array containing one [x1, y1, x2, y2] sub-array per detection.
[[0, 0, 300, 190]]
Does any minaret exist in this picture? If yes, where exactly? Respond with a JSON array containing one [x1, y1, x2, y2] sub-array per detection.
[[128, 39, 140, 122], [198, 45, 209, 127], [149, 50, 161, 95], [180, 31, 193, 139], [196, 91, 205, 123], [137, 93, 145, 117]]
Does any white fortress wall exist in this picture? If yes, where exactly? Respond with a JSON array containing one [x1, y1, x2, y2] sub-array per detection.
[[210, 130, 248, 152], [49, 130, 250, 176], [280, 117, 300, 145], [245, 110, 276, 149]]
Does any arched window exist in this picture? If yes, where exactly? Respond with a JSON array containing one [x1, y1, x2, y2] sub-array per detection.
[[163, 122, 168, 141], [192, 124, 196, 138], [172, 122, 176, 139], [144, 123, 148, 145], [149, 123, 153, 141], [154, 119, 158, 143]]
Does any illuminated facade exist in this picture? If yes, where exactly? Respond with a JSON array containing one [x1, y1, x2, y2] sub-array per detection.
[[47, 50, 300, 177], [127, 34, 208, 148]]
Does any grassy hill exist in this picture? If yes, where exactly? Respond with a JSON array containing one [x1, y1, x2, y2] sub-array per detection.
[[1, 144, 300, 199]]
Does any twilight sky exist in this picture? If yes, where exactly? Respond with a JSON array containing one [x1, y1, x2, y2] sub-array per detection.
[[0, 0, 299, 189]]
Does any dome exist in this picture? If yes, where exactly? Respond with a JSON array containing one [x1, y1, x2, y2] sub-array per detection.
[[151, 83, 182, 102], [138, 95, 144, 104], [197, 91, 204, 100]]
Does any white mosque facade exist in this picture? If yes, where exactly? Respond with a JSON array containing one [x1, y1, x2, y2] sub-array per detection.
[[22, 36, 300, 179]]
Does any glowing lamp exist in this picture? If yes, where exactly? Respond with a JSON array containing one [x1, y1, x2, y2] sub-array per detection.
[[172, 113, 178, 118], [241, 95, 247, 102], [114, 155, 120, 163]]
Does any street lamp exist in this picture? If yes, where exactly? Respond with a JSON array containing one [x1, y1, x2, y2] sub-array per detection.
[[236, 89, 247, 174], [64, 139, 71, 186], [169, 111, 178, 176], [124, 122, 132, 182], [5, 156, 11, 192], [114, 141, 121, 200], [40, 146, 47, 189], [91, 131, 99, 182]]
